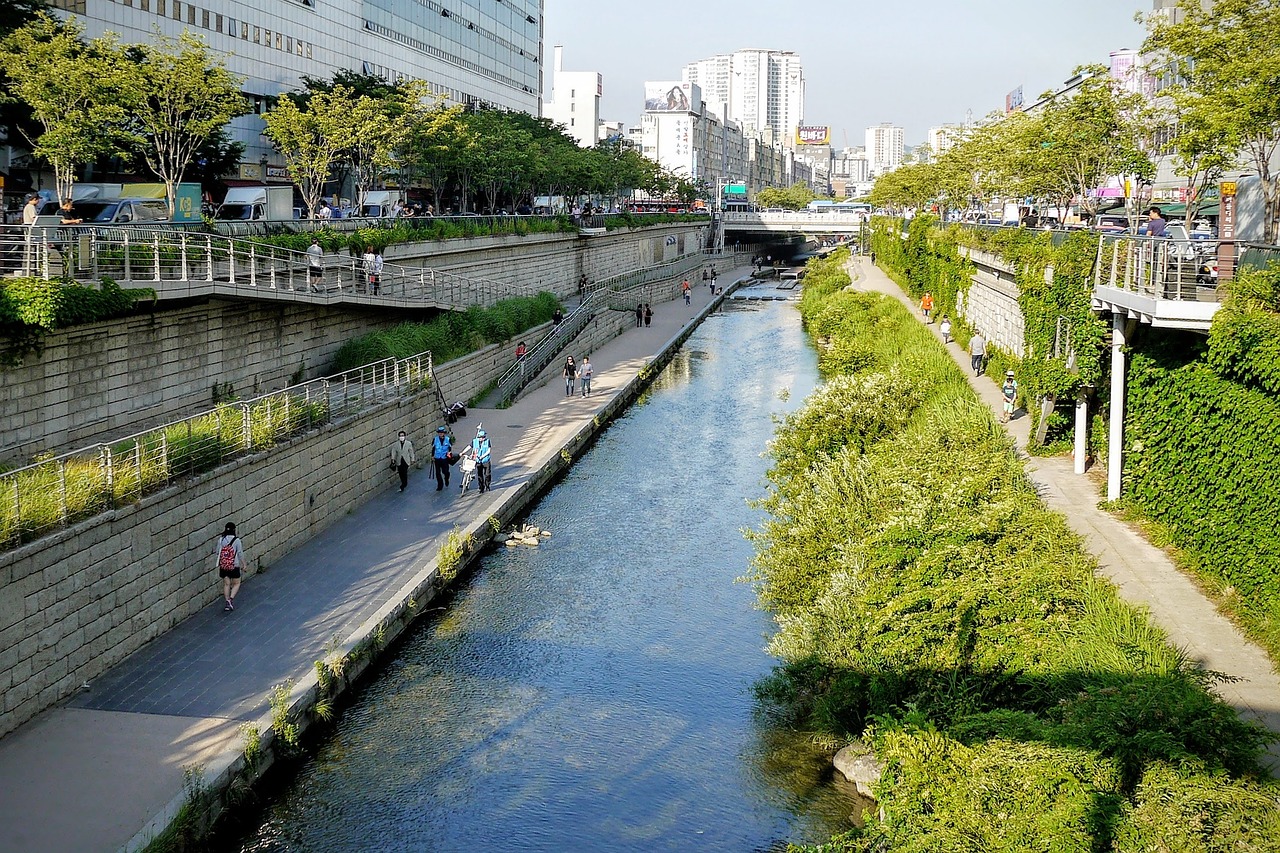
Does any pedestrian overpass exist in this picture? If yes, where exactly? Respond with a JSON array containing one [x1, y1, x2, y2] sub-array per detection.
[[720, 211, 866, 235]]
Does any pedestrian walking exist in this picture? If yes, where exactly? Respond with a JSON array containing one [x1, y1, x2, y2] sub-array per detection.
[[553, 307, 564, 325], [1001, 370, 1018, 423], [361, 246, 377, 293], [921, 292, 934, 321], [389, 429, 416, 492], [635, 303, 644, 328], [515, 341, 527, 361], [372, 250, 384, 295], [870, 250, 877, 265], [578, 274, 588, 300], [969, 332, 986, 376], [432, 426, 453, 491], [461, 427, 493, 492], [683, 280, 691, 305], [940, 315, 952, 344], [563, 355, 577, 396], [580, 355, 593, 396], [644, 303, 652, 327], [307, 237, 323, 291], [702, 269, 709, 284], [215, 522, 245, 612]]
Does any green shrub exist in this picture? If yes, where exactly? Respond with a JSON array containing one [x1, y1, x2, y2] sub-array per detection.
[[329, 291, 558, 372], [0, 277, 152, 366], [752, 267, 1279, 851]]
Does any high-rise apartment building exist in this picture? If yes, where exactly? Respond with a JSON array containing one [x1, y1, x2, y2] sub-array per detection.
[[865, 123, 905, 174], [682, 49, 805, 144], [927, 125, 962, 160], [542, 46, 601, 148], [44, 0, 545, 166]]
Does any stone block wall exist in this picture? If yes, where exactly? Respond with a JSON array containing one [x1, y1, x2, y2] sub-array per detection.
[[958, 273, 1026, 357], [0, 331, 545, 739], [0, 388, 439, 738], [1, 301, 403, 466]]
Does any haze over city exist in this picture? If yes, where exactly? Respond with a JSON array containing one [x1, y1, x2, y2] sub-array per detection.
[[544, 0, 1150, 144]]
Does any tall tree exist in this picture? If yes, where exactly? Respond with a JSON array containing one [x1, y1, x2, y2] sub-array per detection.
[[262, 87, 357, 218], [1146, 0, 1280, 242], [127, 29, 246, 218], [0, 0, 49, 152], [1, 14, 141, 202]]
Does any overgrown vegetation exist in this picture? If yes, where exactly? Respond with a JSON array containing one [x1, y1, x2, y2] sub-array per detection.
[[870, 216, 1109, 451], [750, 249, 1279, 851], [1123, 264, 1280, 661], [330, 291, 558, 372], [0, 276, 152, 365]]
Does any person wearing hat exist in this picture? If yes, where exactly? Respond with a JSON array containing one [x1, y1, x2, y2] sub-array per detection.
[[460, 426, 493, 493], [431, 426, 453, 491], [1000, 370, 1018, 423]]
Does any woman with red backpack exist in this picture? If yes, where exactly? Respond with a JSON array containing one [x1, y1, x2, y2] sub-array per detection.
[[216, 522, 245, 612]]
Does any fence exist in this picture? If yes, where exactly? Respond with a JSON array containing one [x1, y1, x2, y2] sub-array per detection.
[[1239, 242, 1280, 274], [0, 352, 433, 550], [493, 253, 706, 405], [1094, 235, 1221, 302], [0, 225, 536, 310]]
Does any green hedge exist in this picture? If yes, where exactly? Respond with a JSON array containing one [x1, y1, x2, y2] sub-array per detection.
[[329, 291, 559, 372], [249, 213, 705, 256], [749, 251, 1278, 851], [0, 277, 153, 366]]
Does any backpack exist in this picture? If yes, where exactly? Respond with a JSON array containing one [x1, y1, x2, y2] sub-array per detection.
[[218, 537, 237, 572]]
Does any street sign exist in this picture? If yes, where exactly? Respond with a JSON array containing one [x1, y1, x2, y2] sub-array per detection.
[[723, 182, 746, 195], [1220, 180, 1238, 196]]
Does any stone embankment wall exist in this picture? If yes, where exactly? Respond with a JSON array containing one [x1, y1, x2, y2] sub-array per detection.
[[1, 224, 705, 466], [957, 247, 1027, 357], [0, 329, 530, 739], [0, 301, 406, 467]]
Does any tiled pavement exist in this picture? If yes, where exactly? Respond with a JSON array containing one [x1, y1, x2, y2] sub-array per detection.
[[0, 262, 746, 853]]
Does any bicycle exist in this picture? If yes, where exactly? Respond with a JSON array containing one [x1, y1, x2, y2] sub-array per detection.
[[459, 455, 477, 493]]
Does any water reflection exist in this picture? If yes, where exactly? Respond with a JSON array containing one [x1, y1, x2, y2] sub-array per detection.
[[235, 294, 854, 853]]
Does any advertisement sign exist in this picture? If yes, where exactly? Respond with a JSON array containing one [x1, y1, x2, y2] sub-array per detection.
[[1005, 85, 1024, 114], [795, 126, 831, 146], [645, 81, 697, 113]]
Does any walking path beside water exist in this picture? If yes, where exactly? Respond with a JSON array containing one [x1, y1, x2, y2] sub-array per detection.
[[0, 265, 747, 853], [851, 255, 1280, 773]]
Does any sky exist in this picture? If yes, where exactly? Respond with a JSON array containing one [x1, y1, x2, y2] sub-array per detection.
[[542, 0, 1151, 146]]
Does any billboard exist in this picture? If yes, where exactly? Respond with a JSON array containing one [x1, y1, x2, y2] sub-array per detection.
[[1005, 85, 1024, 114], [795, 126, 831, 146], [645, 81, 699, 114]]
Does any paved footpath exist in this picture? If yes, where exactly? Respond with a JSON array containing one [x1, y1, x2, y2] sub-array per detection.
[[0, 265, 745, 853], [849, 255, 1280, 774]]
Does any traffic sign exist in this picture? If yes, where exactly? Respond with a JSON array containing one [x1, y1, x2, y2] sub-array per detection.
[[723, 182, 746, 195], [1220, 181, 1238, 196]]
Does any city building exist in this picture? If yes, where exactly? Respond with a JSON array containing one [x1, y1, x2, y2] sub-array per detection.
[[542, 46, 601, 148], [41, 0, 545, 172], [927, 125, 962, 160], [682, 49, 805, 144], [864, 123, 905, 175]]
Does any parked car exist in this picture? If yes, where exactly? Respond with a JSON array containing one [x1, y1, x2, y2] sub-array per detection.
[[1092, 214, 1131, 233]]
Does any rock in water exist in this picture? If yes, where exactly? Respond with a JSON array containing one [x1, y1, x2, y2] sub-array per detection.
[[833, 742, 884, 800]]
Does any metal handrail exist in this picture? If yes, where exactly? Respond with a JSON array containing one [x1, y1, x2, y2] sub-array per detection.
[[1094, 235, 1221, 302], [493, 253, 706, 405], [0, 225, 536, 311], [0, 351, 433, 550]]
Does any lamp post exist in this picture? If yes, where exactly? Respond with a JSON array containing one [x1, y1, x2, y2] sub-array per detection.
[[259, 153, 269, 181]]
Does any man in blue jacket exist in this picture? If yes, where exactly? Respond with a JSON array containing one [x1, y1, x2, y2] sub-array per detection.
[[432, 426, 453, 491], [463, 428, 493, 493]]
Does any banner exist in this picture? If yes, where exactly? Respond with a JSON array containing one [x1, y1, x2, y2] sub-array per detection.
[[645, 82, 694, 113], [795, 126, 831, 146], [1005, 86, 1024, 114]]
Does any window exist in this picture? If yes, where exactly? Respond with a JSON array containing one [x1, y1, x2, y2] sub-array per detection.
[[306, 43, 313, 58], [275, 32, 282, 50], [140, 0, 150, 10], [242, 21, 249, 39], [202, 9, 209, 28], [296, 39, 304, 55], [254, 26, 261, 42], [215, 13, 222, 31], [172, 1, 181, 20], [286, 37, 293, 53], [187, 4, 195, 24]]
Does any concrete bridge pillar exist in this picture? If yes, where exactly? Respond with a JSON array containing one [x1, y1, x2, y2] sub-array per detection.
[[1106, 315, 1135, 501]]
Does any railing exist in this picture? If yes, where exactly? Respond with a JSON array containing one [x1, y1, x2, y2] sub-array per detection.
[[1094, 235, 1221, 302], [0, 352, 432, 551], [722, 211, 868, 230], [0, 225, 535, 310], [493, 253, 706, 405]]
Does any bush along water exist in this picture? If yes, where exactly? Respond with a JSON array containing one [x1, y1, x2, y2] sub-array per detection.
[[328, 291, 559, 372], [748, 249, 1280, 851]]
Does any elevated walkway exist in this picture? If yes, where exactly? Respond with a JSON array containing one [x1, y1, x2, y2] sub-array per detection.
[[0, 225, 535, 312], [722, 211, 866, 234]]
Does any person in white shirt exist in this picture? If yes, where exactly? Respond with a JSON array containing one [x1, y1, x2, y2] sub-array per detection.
[[306, 237, 323, 291]]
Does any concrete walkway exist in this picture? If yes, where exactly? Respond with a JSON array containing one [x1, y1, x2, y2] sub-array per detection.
[[849, 255, 1280, 773], [0, 264, 748, 853]]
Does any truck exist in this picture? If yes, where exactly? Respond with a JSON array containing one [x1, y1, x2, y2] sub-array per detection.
[[360, 190, 405, 218], [217, 185, 295, 221]]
